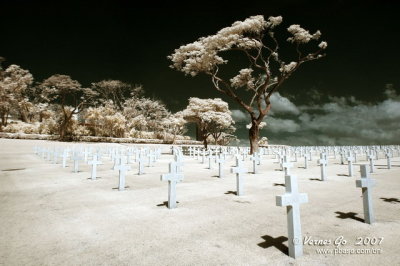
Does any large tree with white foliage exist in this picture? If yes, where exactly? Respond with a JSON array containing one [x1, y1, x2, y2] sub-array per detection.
[[169, 15, 327, 153], [39, 74, 96, 140], [182, 97, 235, 148]]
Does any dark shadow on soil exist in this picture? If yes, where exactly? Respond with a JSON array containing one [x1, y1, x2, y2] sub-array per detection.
[[335, 211, 364, 223], [257, 235, 288, 256], [380, 197, 400, 204]]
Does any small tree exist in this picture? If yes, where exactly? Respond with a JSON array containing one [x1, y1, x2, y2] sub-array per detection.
[[182, 97, 235, 148], [39, 74, 95, 140], [169, 15, 327, 153]]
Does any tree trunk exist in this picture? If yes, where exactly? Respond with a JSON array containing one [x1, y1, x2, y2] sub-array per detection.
[[59, 114, 71, 141], [196, 123, 202, 141], [249, 119, 260, 155], [203, 137, 208, 149], [20, 109, 29, 123]]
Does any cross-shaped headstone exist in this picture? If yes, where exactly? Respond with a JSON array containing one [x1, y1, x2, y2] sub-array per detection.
[[276, 175, 308, 259], [231, 159, 248, 196], [160, 161, 184, 209], [215, 154, 225, 178], [356, 165, 376, 224], [318, 154, 327, 181], [137, 154, 146, 175], [340, 151, 344, 165], [208, 153, 214, 169], [250, 153, 260, 174], [115, 160, 131, 191], [347, 154, 354, 177], [88, 154, 102, 180], [61, 149, 69, 168], [303, 154, 309, 169], [83, 148, 90, 163], [72, 152, 83, 173], [385, 152, 392, 169], [368, 153, 375, 173], [201, 150, 207, 164], [113, 153, 121, 170]]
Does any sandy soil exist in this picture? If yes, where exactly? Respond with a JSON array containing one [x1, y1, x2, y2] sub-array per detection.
[[0, 138, 399, 266]]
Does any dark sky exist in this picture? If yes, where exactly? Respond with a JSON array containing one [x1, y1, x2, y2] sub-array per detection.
[[1, 0, 400, 144]]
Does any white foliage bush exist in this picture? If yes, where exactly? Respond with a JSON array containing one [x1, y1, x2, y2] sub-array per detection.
[[3, 121, 40, 134], [84, 103, 126, 138]]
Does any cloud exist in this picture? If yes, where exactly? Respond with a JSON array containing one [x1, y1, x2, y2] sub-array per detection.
[[231, 109, 248, 122], [265, 88, 400, 145], [269, 92, 300, 115], [265, 117, 300, 133]]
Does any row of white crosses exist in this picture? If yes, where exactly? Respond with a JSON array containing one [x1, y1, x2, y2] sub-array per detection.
[[34, 144, 162, 190]]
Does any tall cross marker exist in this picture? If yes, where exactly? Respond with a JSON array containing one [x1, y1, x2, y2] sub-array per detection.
[[368, 153, 375, 173], [115, 161, 131, 191], [231, 159, 248, 196], [318, 154, 327, 181], [347, 154, 354, 177], [88, 154, 102, 180], [161, 161, 184, 209], [250, 153, 260, 174], [137, 154, 146, 175], [276, 175, 308, 259], [216, 154, 225, 178], [356, 165, 376, 224], [72, 153, 83, 173]]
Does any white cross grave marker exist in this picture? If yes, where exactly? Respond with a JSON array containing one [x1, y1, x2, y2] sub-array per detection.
[[347, 154, 354, 177], [216, 154, 225, 178], [88, 154, 102, 180], [72, 152, 83, 173], [137, 154, 146, 175], [356, 165, 376, 224], [318, 154, 327, 181], [368, 153, 375, 173], [250, 153, 260, 174], [115, 159, 131, 191], [276, 175, 308, 259], [160, 161, 184, 209], [231, 159, 248, 196]]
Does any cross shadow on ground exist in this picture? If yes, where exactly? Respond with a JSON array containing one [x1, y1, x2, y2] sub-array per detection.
[[257, 235, 288, 256], [273, 183, 285, 187], [156, 201, 179, 207], [380, 197, 400, 204], [335, 211, 364, 223], [309, 178, 322, 181], [225, 191, 237, 195], [112, 186, 129, 190]]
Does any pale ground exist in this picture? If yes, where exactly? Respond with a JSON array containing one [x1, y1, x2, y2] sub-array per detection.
[[0, 139, 399, 266]]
